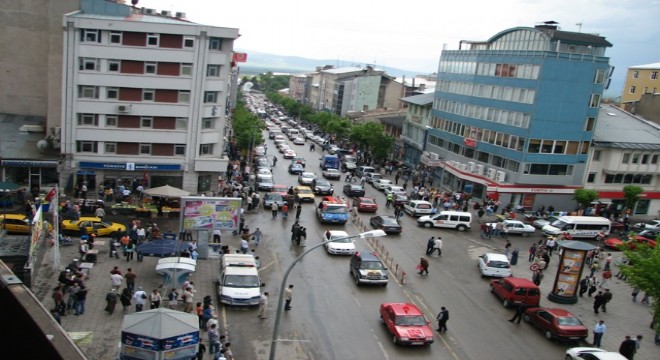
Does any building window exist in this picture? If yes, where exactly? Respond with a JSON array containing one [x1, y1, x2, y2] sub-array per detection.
[[207, 65, 220, 77], [106, 115, 117, 127], [585, 117, 596, 131], [589, 94, 601, 108], [176, 118, 188, 130], [107, 87, 118, 99], [143, 89, 155, 101], [204, 91, 218, 103], [632, 70, 639, 79], [651, 71, 659, 80], [587, 173, 596, 183], [146, 33, 159, 47], [78, 86, 99, 99], [592, 150, 601, 161], [183, 37, 194, 48], [200, 144, 214, 155], [110, 31, 122, 44], [79, 58, 99, 71], [145, 62, 157, 74], [105, 142, 116, 154], [139, 144, 152, 155], [181, 64, 192, 76], [140, 117, 153, 128], [641, 154, 649, 164], [76, 141, 98, 153], [594, 69, 605, 84], [77, 113, 98, 126], [202, 118, 215, 129], [174, 145, 186, 155], [108, 59, 120, 72], [80, 29, 101, 43], [622, 153, 630, 163], [527, 139, 541, 153], [652, 154, 658, 164], [209, 37, 222, 50], [631, 153, 640, 164], [629, 86, 636, 94], [178, 91, 190, 103]]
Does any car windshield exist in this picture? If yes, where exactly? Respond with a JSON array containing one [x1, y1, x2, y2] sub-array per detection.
[[362, 260, 385, 270], [381, 218, 399, 225], [325, 205, 348, 213], [265, 194, 283, 202], [331, 237, 352, 243], [487, 261, 510, 269], [360, 198, 375, 204], [395, 315, 427, 326], [550, 220, 568, 228], [298, 188, 313, 194], [315, 179, 330, 186], [223, 274, 261, 288], [557, 316, 582, 326]]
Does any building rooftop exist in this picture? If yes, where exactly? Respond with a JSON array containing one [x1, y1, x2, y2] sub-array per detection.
[[70, 11, 195, 25], [322, 67, 366, 75], [592, 104, 660, 150], [0, 113, 59, 161], [629, 62, 660, 70], [400, 93, 434, 106]]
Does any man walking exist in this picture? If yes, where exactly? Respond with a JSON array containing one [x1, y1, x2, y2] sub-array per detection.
[[252, 228, 262, 246], [508, 303, 526, 324], [436, 307, 449, 332], [433, 237, 443, 256], [601, 289, 613, 313], [593, 320, 607, 347], [579, 276, 590, 297], [619, 335, 637, 359], [418, 257, 429, 275], [295, 203, 302, 220], [124, 268, 137, 294], [258, 291, 269, 319], [593, 291, 606, 315], [425, 237, 435, 255], [284, 285, 294, 311], [133, 287, 148, 312]]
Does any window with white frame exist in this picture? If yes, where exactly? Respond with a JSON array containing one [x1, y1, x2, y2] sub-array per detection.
[[622, 153, 631, 163], [204, 91, 218, 103], [105, 142, 117, 154], [589, 94, 601, 108], [652, 71, 659, 80], [631, 153, 640, 164], [78, 86, 99, 99], [207, 65, 220, 77], [183, 37, 195, 48], [80, 29, 101, 43], [146, 33, 159, 47], [592, 150, 601, 161], [108, 59, 120, 72], [77, 113, 98, 126], [199, 143, 214, 155], [110, 31, 122, 44], [106, 87, 119, 99], [585, 117, 596, 131], [76, 141, 98, 153], [630, 86, 636, 94], [209, 37, 222, 50], [176, 117, 188, 130], [79, 58, 99, 71], [174, 144, 186, 155], [178, 91, 190, 103], [145, 62, 157, 74], [106, 115, 117, 127], [139, 143, 152, 155], [181, 64, 192, 76], [143, 89, 155, 101], [632, 70, 639, 79], [202, 118, 215, 129], [594, 69, 605, 84], [140, 117, 153, 128], [587, 173, 596, 183]]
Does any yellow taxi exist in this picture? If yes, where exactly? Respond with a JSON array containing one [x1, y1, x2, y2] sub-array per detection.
[[61, 216, 126, 237], [0, 214, 32, 234], [294, 186, 316, 202]]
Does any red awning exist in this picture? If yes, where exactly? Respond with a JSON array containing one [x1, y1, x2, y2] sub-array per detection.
[[487, 192, 499, 201], [597, 191, 660, 200]]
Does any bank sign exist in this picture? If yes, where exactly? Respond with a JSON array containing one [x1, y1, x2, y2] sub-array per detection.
[[79, 162, 181, 171]]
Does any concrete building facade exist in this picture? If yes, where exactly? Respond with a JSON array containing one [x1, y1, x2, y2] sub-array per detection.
[[620, 62, 660, 109], [400, 93, 434, 167]]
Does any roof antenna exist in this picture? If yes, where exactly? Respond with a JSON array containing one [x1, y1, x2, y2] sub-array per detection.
[[576, 22, 583, 32]]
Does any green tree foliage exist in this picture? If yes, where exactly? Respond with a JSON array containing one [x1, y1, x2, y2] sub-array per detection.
[[231, 99, 264, 154], [349, 123, 395, 161], [621, 245, 660, 326], [573, 189, 599, 208], [623, 185, 644, 211], [253, 72, 290, 93]]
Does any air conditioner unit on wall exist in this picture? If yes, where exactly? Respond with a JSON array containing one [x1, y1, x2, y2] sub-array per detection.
[[175, 12, 187, 18], [118, 105, 131, 113], [496, 171, 506, 183], [475, 164, 484, 175], [161, 10, 172, 17], [423, 151, 430, 158], [487, 168, 496, 180], [458, 163, 468, 171], [467, 161, 476, 172], [145, 8, 156, 15], [430, 153, 439, 160]]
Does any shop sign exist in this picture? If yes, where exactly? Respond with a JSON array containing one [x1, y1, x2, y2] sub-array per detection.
[[79, 162, 181, 171], [1, 160, 58, 167]]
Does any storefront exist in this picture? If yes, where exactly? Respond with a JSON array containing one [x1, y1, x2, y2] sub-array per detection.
[[596, 191, 660, 216], [75, 162, 183, 194], [0, 159, 60, 197], [402, 141, 422, 168]]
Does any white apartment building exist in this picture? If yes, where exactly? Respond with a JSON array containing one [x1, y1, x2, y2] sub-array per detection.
[[61, 1, 239, 194]]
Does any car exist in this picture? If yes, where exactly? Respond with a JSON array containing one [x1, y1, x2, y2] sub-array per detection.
[[355, 197, 379, 212], [292, 137, 305, 145], [370, 215, 402, 234], [372, 179, 394, 191], [283, 149, 296, 159], [271, 184, 288, 195], [288, 163, 305, 175], [565, 347, 628, 360], [263, 192, 285, 209], [478, 253, 512, 278], [294, 186, 315, 202], [487, 220, 536, 236], [380, 303, 434, 345], [384, 185, 406, 197], [324, 230, 356, 255], [393, 193, 410, 206], [634, 219, 660, 230], [256, 177, 274, 191], [61, 217, 127, 237], [343, 184, 366, 197], [417, 211, 472, 231], [350, 251, 389, 286], [322, 168, 342, 180], [533, 216, 560, 229], [0, 214, 32, 234], [256, 168, 272, 177], [312, 178, 334, 196], [364, 172, 382, 184], [603, 236, 656, 250], [523, 307, 589, 342], [490, 277, 540, 308], [637, 229, 660, 241], [255, 158, 271, 169], [298, 172, 316, 185], [291, 156, 306, 167], [277, 144, 290, 153], [403, 200, 434, 217], [355, 165, 376, 178]]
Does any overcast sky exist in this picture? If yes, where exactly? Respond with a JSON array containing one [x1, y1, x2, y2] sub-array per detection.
[[137, 0, 660, 97]]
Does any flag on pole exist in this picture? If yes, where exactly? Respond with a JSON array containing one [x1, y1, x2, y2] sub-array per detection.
[[44, 187, 57, 202], [233, 52, 248, 63]]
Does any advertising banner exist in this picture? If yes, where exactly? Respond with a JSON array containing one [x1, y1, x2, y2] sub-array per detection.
[[553, 248, 584, 297], [180, 197, 242, 231]]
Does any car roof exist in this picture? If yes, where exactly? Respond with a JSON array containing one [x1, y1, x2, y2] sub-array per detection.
[[347, 184, 363, 188], [409, 200, 432, 205], [483, 253, 509, 261], [358, 197, 375, 201], [328, 230, 349, 237], [355, 251, 382, 262], [383, 303, 424, 316], [529, 308, 575, 317], [0, 214, 27, 220], [500, 277, 538, 287], [301, 172, 315, 176]]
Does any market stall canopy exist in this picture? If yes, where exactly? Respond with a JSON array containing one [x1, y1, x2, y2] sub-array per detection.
[[0, 181, 21, 190], [137, 239, 192, 258], [142, 185, 190, 198]]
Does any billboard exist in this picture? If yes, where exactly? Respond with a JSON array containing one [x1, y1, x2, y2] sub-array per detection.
[[179, 197, 242, 231]]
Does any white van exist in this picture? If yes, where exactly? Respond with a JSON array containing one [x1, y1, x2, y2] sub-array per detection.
[[217, 254, 262, 306], [287, 129, 300, 140], [403, 200, 435, 217], [541, 216, 611, 239], [417, 211, 472, 231]]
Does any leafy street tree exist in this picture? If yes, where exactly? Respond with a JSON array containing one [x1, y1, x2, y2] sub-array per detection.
[[349, 122, 395, 162], [623, 185, 644, 213], [230, 99, 264, 157], [573, 189, 599, 208], [621, 244, 660, 332]]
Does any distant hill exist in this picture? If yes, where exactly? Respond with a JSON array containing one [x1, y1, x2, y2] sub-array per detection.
[[235, 49, 430, 78]]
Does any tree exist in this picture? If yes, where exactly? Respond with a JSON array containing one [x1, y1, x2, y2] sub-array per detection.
[[573, 189, 599, 208], [623, 185, 644, 212], [621, 245, 660, 328]]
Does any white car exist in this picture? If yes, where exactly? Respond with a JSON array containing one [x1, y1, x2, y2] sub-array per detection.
[[532, 216, 559, 229], [322, 168, 342, 180], [324, 230, 356, 255], [634, 219, 660, 230], [565, 347, 627, 360], [257, 168, 272, 177], [372, 179, 393, 191], [364, 172, 382, 184], [488, 220, 536, 237], [384, 185, 406, 196], [298, 172, 317, 185], [292, 137, 305, 145], [478, 253, 512, 278], [403, 200, 434, 217], [283, 149, 296, 159]]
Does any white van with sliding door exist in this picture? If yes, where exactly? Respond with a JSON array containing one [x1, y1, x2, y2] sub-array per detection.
[[541, 216, 611, 239]]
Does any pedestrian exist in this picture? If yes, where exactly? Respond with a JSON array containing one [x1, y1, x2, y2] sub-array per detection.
[[120, 287, 132, 311], [252, 228, 262, 246], [532, 269, 544, 285], [433, 237, 443, 256], [222, 342, 234, 360], [200, 303, 215, 330], [508, 303, 527, 324], [208, 323, 220, 355], [281, 203, 289, 219], [588, 276, 599, 297], [110, 271, 123, 291], [604, 253, 613, 271], [104, 288, 118, 314], [589, 260, 600, 277], [284, 285, 294, 310], [270, 202, 278, 218], [632, 287, 640, 302], [417, 257, 429, 275], [258, 291, 269, 319], [295, 203, 302, 220], [240, 238, 249, 254], [635, 335, 643, 350], [579, 276, 590, 297], [593, 291, 606, 315], [528, 243, 537, 262], [182, 287, 194, 313], [425, 237, 435, 255], [167, 288, 179, 309], [150, 289, 161, 309], [600, 269, 612, 289], [436, 306, 449, 332], [601, 289, 613, 313], [504, 240, 512, 257], [124, 268, 137, 293], [593, 320, 607, 347], [133, 287, 148, 312], [124, 241, 135, 262], [73, 285, 88, 315], [480, 223, 490, 239], [95, 205, 105, 220], [195, 342, 206, 360], [213, 229, 221, 244], [619, 335, 637, 359]]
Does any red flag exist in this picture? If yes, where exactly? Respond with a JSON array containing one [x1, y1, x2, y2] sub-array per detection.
[[233, 52, 248, 63], [44, 188, 56, 202]]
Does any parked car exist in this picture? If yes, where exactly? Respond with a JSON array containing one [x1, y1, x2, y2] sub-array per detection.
[[292, 137, 305, 145], [263, 192, 285, 209], [283, 149, 296, 159], [298, 172, 316, 185], [384, 185, 406, 197], [393, 194, 410, 206], [603, 236, 656, 250], [634, 219, 660, 230], [533, 216, 559, 229], [0, 214, 33, 234], [478, 253, 512, 278], [343, 184, 365, 197], [312, 178, 334, 196], [370, 215, 402, 234], [322, 168, 342, 180], [271, 184, 288, 195], [372, 178, 393, 191], [291, 156, 306, 167], [288, 163, 305, 175], [355, 197, 379, 212], [355, 166, 376, 178], [490, 277, 540, 308], [524, 307, 588, 342], [565, 347, 627, 360], [324, 230, 356, 255], [257, 177, 274, 192], [380, 303, 434, 345], [364, 172, 382, 184], [487, 220, 536, 237], [61, 217, 127, 237]]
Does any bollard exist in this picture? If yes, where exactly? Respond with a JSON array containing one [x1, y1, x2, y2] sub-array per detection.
[[400, 271, 407, 285], [395, 263, 399, 275]]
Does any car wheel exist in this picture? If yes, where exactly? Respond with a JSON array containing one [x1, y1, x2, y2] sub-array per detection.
[[545, 331, 553, 340], [423, 222, 433, 228], [565, 356, 573, 360], [380, 314, 385, 323], [392, 335, 398, 344], [503, 299, 510, 308], [456, 225, 467, 232], [355, 275, 361, 285], [522, 232, 529, 237]]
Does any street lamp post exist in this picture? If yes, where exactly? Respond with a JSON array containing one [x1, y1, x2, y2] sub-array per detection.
[[268, 229, 387, 360]]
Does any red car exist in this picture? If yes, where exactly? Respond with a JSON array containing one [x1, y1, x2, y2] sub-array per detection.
[[355, 197, 379, 212], [523, 307, 588, 342], [380, 303, 434, 345], [603, 236, 656, 250], [271, 184, 288, 196]]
